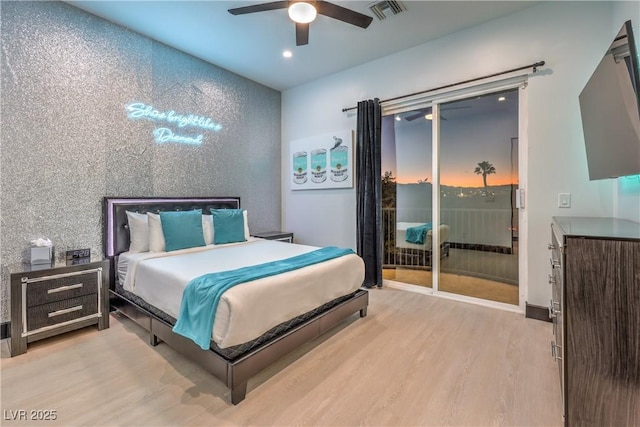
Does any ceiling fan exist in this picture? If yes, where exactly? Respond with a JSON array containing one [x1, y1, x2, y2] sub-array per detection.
[[228, 1, 373, 46], [403, 106, 471, 121]]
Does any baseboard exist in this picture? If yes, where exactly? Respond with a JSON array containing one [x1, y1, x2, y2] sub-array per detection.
[[1, 321, 10, 339], [525, 303, 551, 322]]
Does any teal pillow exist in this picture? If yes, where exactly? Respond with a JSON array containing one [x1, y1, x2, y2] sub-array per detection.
[[159, 209, 206, 251], [211, 209, 246, 244]]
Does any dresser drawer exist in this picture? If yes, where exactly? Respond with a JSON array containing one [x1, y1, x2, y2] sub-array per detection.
[[25, 271, 98, 307], [27, 294, 98, 331]]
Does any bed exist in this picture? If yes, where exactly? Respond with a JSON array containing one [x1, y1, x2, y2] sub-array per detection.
[[395, 222, 450, 266], [103, 197, 368, 404]]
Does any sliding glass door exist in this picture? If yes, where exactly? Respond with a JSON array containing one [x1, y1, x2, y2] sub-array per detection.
[[381, 108, 434, 288], [438, 90, 519, 304], [382, 87, 520, 306]]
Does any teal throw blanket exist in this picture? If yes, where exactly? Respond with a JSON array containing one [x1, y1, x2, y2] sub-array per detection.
[[173, 246, 355, 349], [405, 223, 433, 245]]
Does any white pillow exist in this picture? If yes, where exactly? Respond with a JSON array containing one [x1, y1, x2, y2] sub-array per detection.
[[147, 212, 166, 252], [243, 210, 250, 240], [202, 214, 214, 245], [126, 211, 149, 252]]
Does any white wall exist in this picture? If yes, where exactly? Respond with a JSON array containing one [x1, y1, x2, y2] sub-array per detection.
[[282, 1, 638, 307]]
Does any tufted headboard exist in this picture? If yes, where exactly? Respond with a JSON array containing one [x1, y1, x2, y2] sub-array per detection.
[[103, 196, 241, 259]]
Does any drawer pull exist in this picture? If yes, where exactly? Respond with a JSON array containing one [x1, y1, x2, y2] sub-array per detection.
[[47, 283, 83, 294], [549, 300, 561, 317], [548, 243, 556, 250], [550, 257, 560, 269], [551, 341, 562, 361], [548, 274, 556, 285], [48, 305, 83, 318]]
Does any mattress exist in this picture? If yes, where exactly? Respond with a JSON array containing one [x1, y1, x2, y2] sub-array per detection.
[[117, 238, 364, 349], [396, 222, 450, 250]]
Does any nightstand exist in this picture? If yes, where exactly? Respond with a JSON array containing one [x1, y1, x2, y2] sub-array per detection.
[[9, 259, 110, 357], [252, 231, 294, 243]]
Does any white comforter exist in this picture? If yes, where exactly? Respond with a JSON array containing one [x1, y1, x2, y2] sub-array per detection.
[[395, 222, 450, 250], [118, 238, 364, 348]]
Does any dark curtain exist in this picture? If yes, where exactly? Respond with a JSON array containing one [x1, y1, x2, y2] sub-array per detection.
[[356, 98, 382, 288]]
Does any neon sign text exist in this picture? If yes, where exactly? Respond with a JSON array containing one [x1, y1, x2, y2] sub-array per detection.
[[153, 128, 203, 145], [125, 101, 222, 146], [126, 102, 222, 131]]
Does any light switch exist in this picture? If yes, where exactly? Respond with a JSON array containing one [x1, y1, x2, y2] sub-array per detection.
[[558, 193, 571, 208]]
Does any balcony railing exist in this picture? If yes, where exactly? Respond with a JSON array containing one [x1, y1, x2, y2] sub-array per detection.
[[383, 207, 515, 273], [383, 208, 434, 268]]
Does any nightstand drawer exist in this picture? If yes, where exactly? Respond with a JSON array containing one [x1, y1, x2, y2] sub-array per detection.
[[27, 294, 98, 331], [252, 231, 293, 243], [26, 271, 98, 307]]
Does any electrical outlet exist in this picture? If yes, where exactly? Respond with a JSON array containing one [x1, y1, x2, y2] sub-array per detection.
[[558, 193, 571, 208]]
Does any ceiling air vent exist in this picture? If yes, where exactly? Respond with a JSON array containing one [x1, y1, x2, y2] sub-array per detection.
[[368, 1, 407, 21]]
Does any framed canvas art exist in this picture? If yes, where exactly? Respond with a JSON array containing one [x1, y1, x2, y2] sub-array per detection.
[[290, 130, 353, 190]]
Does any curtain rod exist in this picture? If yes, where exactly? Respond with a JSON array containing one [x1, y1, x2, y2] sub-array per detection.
[[341, 60, 545, 113]]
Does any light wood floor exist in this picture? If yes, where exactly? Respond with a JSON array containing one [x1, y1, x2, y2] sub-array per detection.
[[383, 269, 519, 305], [0, 288, 562, 426]]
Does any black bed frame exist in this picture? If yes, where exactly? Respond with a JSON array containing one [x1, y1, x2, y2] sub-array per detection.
[[103, 197, 369, 404]]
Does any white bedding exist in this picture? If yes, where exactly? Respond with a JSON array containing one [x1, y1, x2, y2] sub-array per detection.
[[395, 222, 450, 250], [118, 238, 364, 349]]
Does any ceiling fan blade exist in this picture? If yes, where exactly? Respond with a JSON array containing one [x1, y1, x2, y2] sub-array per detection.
[[315, 1, 373, 29], [404, 108, 430, 121], [296, 22, 309, 46], [404, 112, 423, 122], [403, 105, 465, 121], [228, 1, 288, 15]]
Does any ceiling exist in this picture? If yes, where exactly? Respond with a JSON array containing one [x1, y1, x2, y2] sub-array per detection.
[[65, 1, 540, 91]]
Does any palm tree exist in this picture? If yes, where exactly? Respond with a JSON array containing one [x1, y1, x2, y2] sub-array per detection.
[[474, 161, 496, 188]]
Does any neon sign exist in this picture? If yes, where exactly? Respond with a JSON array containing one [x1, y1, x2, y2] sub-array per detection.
[[620, 174, 640, 194], [125, 102, 222, 145], [153, 128, 203, 145]]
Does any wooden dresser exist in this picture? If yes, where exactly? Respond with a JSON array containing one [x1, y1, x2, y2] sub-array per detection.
[[549, 216, 640, 426]]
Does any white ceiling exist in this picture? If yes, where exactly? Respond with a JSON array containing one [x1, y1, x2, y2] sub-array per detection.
[[65, 1, 540, 91]]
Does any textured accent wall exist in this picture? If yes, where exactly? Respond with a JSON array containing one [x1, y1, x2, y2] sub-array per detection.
[[0, 1, 282, 322]]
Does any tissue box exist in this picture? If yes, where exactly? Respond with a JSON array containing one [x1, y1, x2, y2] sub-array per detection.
[[31, 246, 53, 265]]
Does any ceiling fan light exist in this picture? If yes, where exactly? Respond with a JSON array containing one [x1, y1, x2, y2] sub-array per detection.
[[288, 2, 317, 24]]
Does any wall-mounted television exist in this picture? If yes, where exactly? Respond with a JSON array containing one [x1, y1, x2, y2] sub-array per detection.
[[579, 20, 640, 180]]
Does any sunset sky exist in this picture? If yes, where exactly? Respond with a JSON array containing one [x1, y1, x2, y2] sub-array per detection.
[[395, 170, 519, 187], [381, 94, 519, 188]]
